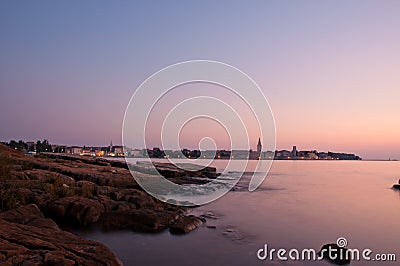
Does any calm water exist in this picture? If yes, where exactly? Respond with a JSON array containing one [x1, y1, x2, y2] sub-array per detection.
[[73, 160, 400, 265]]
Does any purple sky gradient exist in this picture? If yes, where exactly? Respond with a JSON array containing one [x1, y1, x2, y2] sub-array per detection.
[[1, 1, 400, 159]]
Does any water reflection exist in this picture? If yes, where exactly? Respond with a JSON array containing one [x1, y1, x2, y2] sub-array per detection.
[[74, 160, 400, 265]]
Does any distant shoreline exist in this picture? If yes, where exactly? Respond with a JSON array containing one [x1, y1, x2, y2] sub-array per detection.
[[106, 156, 399, 162]]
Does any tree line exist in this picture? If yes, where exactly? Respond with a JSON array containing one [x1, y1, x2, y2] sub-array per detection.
[[2, 139, 52, 153]]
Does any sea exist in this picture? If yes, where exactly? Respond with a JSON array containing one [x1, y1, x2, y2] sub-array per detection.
[[72, 159, 400, 265]]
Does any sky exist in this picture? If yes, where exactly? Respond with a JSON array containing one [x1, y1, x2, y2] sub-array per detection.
[[0, 0, 399, 160]]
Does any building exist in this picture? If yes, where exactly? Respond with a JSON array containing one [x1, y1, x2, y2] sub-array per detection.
[[261, 151, 274, 160], [275, 150, 291, 159], [257, 138, 262, 154], [68, 146, 82, 155], [231, 150, 250, 159], [52, 145, 66, 153], [113, 146, 124, 156], [248, 138, 262, 160], [291, 146, 298, 157], [130, 149, 145, 157], [26, 142, 36, 152]]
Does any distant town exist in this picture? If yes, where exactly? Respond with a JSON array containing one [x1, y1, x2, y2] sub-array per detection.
[[2, 138, 362, 160]]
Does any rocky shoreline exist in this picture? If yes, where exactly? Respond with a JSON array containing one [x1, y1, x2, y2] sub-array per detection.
[[0, 144, 218, 265]]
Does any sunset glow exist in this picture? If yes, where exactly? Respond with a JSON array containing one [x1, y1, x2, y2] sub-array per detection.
[[1, 1, 399, 159]]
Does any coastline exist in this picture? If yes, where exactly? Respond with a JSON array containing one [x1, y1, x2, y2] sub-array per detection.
[[0, 144, 216, 265]]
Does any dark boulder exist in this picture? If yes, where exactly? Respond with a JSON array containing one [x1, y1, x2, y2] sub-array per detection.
[[45, 196, 105, 225], [100, 208, 180, 232], [169, 215, 204, 234], [0, 204, 122, 265], [0, 204, 59, 230], [318, 243, 351, 265]]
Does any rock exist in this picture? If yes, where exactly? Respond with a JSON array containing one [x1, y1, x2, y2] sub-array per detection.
[[97, 185, 115, 196], [200, 211, 218, 220], [0, 220, 122, 266], [97, 195, 118, 212], [1, 144, 208, 237], [169, 216, 203, 234], [202, 171, 221, 179], [318, 243, 351, 265], [76, 180, 98, 197], [392, 184, 400, 189], [0, 204, 59, 230], [166, 199, 178, 205], [196, 215, 206, 223], [23, 169, 75, 187], [46, 196, 105, 225], [26, 189, 53, 209], [0, 205, 121, 265], [0, 203, 43, 222], [101, 209, 180, 232], [44, 251, 76, 265], [114, 201, 136, 211], [110, 188, 146, 201], [124, 194, 156, 208], [132, 161, 219, 183]]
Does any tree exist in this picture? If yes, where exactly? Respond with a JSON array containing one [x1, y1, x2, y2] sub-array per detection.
[[36, 140, 42, 152], [8, 140, 27, 151], [41, 139, 52, 152]]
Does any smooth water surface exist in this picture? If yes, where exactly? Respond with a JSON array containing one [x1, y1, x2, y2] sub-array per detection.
[[73, 160, 400, 265]]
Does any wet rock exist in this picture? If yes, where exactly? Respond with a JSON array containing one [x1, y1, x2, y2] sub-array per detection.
[[43, 251, 76, 265], [169, 215, 203, 234], [166, 199, 178, 205], [114, 201, 136, 211], [46, 196, 105, 225], [0, 204, 59, 230], [101, 209, 180, 232], [200, 211, 218, 220], [110, 188, 145, 201], [133, 161, 219, 183], [76, 180, 98, 197], [222, 228, 245, 241], [202, 171, 221, 179], [1, 144, 211, 236], [97, 195, 118, 212], [0, 205, 121, 265]]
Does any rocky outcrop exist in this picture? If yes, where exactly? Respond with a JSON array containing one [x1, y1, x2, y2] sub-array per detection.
[[169, 215, 204, 234], [100, 208, 185, 232], [131, 161, 220, 184], [0, 203, 59, 230], [0, 144, 218, 264], [46, 196, 106, 225], [0, 204, 121, 265]]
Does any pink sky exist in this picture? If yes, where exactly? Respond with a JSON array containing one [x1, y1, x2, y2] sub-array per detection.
[[1, 1, 399, 159]]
